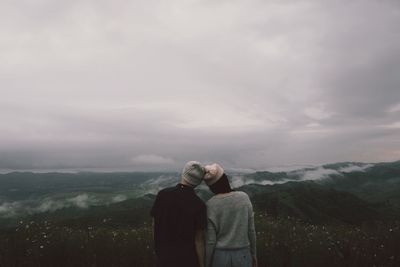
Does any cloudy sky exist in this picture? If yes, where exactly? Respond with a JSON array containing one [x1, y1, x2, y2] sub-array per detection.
[[1, 0, 400, 171]]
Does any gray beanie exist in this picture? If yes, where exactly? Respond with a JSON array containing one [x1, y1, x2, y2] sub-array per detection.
[[181, 161, 205, 187]]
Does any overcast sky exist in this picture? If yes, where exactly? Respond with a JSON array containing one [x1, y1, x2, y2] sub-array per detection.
[[1, 0, 400, 171]]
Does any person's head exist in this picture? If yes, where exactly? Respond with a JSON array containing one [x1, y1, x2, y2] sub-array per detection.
[[181, 161, 205, 188], [204, 163, 232, 194]]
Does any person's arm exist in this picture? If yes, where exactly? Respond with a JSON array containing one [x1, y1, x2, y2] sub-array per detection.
[[248, 200, 257, 267], [195, 229, 205, 267], [205, 218, 216, 267]]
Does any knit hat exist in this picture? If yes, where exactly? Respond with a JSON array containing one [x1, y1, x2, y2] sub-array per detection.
[[181, 161, 205, 187], [204, 163, 224, 186]]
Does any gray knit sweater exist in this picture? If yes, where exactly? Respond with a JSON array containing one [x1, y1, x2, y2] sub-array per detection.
[[205, 191, 256, 267]]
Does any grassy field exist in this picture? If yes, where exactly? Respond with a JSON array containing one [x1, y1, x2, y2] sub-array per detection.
[[1, 214, 399, 267]]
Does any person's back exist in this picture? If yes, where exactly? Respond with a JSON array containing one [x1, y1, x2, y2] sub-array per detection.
[[204, 164, 257, 267], [151, 161, 207, 267], [206, 191, 255, 252], [151, 184, 206, 266]]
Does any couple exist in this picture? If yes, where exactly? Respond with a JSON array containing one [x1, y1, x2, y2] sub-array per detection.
[[151, 161, 257, 267]]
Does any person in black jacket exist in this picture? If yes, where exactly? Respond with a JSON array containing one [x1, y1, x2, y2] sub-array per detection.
[[151, 161, 206, 267]]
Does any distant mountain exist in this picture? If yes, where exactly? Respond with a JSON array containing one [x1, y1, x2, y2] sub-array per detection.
[[1, 160, 399, 228], [239, 181, 387, 224], [0, 194, 156, 229], [318, 161, 400, 210], [234, 160, 400, 208], [322, 161, 372, 170], [243, 171, 290, 182], [232, 161, 400, 223], [0, 171, 177, 201], [3, 180, 388, 229]]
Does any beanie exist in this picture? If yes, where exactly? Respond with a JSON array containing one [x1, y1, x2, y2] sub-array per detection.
[[204, 163, 224, 186], [181, 161, 205, 187]]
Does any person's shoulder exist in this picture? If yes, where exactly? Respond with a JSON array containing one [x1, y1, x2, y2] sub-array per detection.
[[159, 186, 173, 193], [233, 191, 252, 203], [233, 190, 249, 198], [156, 186, 176, 197]]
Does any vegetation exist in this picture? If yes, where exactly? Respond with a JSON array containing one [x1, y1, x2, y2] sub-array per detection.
[[1, 213, 399, 266], [256, 215, 400, 267]]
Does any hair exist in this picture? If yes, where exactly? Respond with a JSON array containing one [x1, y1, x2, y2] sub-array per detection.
[[209, 173, 233, 194]]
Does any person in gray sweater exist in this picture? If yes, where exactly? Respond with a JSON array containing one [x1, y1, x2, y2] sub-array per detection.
[[204, 163, 257, 267]]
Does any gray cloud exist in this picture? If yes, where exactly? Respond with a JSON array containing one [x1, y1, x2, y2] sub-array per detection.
[[1, 0, 400, 171]]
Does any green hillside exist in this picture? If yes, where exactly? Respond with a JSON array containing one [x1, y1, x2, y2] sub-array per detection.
[[242, 182, 385, 224]]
